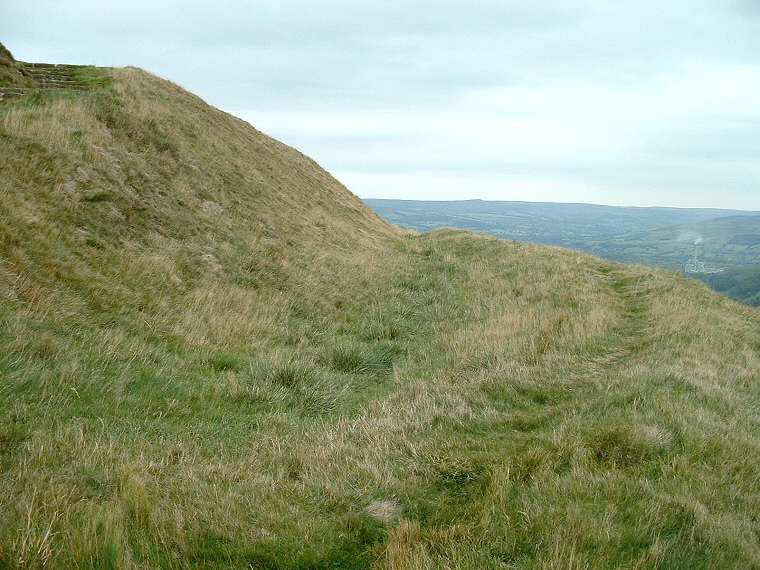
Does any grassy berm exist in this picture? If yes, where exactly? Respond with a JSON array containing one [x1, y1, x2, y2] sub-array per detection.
[[0, 44, 36, 88], [1, 64, 759, 570]]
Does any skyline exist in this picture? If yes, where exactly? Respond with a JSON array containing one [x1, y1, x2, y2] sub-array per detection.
[[2, 1, 760, 211]]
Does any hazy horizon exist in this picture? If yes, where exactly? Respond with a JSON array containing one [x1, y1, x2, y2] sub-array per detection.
[[364, 197, 760, 213]]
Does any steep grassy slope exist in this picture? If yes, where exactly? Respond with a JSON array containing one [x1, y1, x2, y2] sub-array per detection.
[[1, 66, 759, 569], [0, 42, 37, 88]]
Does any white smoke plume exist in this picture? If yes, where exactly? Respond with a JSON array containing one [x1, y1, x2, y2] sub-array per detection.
[[677, 231, 704, 245]]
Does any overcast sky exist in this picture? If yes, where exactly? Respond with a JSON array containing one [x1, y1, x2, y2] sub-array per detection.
[[3, 1, 760, 210]]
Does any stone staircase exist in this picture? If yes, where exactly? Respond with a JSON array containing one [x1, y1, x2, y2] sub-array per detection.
[[0, 63, 94, 102]]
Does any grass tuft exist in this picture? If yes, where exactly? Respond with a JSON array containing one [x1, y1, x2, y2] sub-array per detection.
[[325, 342, 395, 376]]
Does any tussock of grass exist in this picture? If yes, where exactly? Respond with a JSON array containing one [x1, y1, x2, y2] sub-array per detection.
[[324, 341, 396, 376], [1, 63, 759, 569]]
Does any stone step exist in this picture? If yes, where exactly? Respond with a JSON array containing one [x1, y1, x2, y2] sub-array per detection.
[[1, 62, 98, 102], [24, 63, 87, 70], [32, 77, 80, 85], [23, 62, 89, 83]]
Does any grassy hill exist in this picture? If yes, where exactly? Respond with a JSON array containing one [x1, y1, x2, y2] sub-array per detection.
[[366, 199, 760, 306], [0, 43, 36, 88], [1, 61, 760, 569]]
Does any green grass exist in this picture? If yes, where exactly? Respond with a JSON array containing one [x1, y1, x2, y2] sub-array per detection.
[[1, 65, 759, 569]]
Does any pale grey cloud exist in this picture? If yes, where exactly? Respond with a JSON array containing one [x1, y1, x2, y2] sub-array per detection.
[[2, 1, 760, 210]]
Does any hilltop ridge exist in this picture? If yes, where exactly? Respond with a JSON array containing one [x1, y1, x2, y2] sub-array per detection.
[[1, 59, 759, 569]]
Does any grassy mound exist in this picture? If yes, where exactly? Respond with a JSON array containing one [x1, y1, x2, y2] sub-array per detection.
[[1, 65, 759, 569], [0, 42, 37, 88]]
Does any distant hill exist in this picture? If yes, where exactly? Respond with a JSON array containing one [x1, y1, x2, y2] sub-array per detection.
[[367, 199, 760, 306], [2, 58, 760, 568], [700, 264, 760, 307], [364, 199, 757, 243]]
